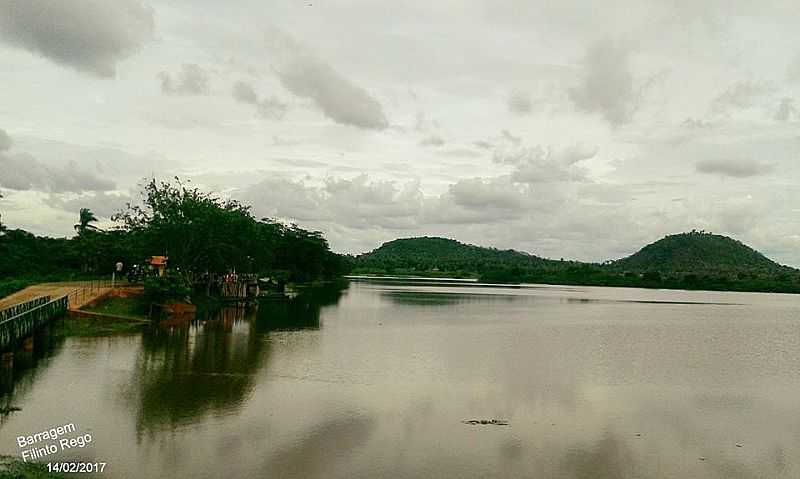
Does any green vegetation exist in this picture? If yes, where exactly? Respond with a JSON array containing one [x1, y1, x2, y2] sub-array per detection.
[[83, 296, 151, 319], [352, 237, 547, 277], [143, 273, 192, 304], [353, 232, 800, 293], [0, 456, 63, 479], [0, 178, 350, 300]]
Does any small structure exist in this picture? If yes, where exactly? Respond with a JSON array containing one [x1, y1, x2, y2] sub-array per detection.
[[148, 256, 168, 277]]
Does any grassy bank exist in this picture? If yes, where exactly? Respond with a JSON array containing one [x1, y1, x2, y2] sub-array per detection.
[[83, 296, 150, 319], [0, 456, 63, 479]]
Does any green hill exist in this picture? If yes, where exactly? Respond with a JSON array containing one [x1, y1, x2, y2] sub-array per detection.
[[353, 237, 555, 277], [611, 231, 786, 273]]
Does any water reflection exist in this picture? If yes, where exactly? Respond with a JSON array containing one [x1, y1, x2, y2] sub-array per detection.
[[0, 325, 64, 421], [129, 283, 349, 436]]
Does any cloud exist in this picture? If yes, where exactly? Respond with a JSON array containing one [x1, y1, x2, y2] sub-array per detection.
[[0, 0, 153, 77], [243, 175, 422, 230], [774, 97, 797, 122], [159, 64, 211, 95], [493, 141, 596, 184], [275, 54, 388, 130], [419, 135, 445, 147], [446, 178, 524, 210], [50, 191, 133, 219], [231, 80, 288, 120], [507, 89, 533, 114], [0, 154, 114, 192], [0, 129, 11, 151], [232, 81, 258, 104], [696, 158, 774, 178], [787, 53, 800, 82], [709, 81, 771, 116], [569, 39, 636, 125], [0, 131, 114, 193]]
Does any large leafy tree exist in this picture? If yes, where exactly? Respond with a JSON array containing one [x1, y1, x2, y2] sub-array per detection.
[[114, 178, 265, 277]]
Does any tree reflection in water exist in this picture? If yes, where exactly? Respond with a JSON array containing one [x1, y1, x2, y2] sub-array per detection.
[[130, 283, 348, 437]]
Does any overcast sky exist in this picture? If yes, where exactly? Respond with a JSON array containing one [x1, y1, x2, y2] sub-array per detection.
[[1, 0, 799, 265]]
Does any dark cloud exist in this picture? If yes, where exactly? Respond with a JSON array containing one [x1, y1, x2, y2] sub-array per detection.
[[569, 39, 636, 125], [231, 80, 288, 120], [0, 153, 114, 192], [159, 64, 211, 95], [696, 158, 774, 178], [419, 135, 445, 147], [232, 81, 259, 104], [276, 55, 388, 130], [446, 178, 524, 210], [507, 89, 532, 114], [0, 0, 153, 77], [0, 131, 114, 193]]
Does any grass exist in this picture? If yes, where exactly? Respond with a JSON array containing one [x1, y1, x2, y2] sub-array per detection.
[[83, 296, 150, 319], [0, 456, 64, 479], [56, 296, 152, 337]]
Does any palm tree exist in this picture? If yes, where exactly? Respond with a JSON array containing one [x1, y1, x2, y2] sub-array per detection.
[[74, 208, 100, 233], [0, 191, 5, 233]]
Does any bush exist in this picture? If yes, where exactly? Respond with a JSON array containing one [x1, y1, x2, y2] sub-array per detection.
[[143, 273, 191, 304]]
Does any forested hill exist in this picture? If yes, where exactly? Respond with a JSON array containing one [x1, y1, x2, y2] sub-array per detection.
[[353, 237, 556, 277], [352, 232, 800, 293], [610, 232, 787, 273]]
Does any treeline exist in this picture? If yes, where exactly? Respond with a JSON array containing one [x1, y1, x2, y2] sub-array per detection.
[[479, 265, 800, 294], [0, 179, 349, 292]]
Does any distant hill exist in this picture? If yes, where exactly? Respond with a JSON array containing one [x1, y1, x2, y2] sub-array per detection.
[[352, 232, 800, 293], [354, 237, 554, 276], [610, 231, 786, 273]]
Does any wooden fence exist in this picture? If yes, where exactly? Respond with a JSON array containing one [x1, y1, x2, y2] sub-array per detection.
[[0, 296, 68, 352]]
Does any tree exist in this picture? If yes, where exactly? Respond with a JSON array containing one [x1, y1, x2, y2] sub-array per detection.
[[0, 191, 4, 233], [75, 208, 100, 234]]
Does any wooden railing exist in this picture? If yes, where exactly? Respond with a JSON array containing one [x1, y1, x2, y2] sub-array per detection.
[[66, 280, 114, 307], [0, 296, 68, 352]]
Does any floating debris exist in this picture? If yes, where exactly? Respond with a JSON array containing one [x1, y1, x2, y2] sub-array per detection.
[[736, 443, 743, 448], [698, 457, 706, 461], [461, 419, 509, 426], [0, 406, 21, 415], [635, 433, 642, 437]]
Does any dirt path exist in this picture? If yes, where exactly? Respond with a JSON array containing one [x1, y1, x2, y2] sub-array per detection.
[[0, 281, 113, 310]]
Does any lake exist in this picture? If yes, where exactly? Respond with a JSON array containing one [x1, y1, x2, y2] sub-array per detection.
[[2, 278, 800, 478]]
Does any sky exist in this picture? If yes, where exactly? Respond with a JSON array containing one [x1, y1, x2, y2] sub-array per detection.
[[1, 0, 799, 266]]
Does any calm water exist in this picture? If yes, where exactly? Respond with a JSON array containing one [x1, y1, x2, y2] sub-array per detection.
[[2, 279, 800, 478]]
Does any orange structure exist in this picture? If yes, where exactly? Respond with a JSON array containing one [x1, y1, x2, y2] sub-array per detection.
[[148, 256, 168, 277]]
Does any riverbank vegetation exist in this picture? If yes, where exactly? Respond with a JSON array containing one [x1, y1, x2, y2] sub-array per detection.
[[353, 233, 800, 294], [0, 178, 349, 300]]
